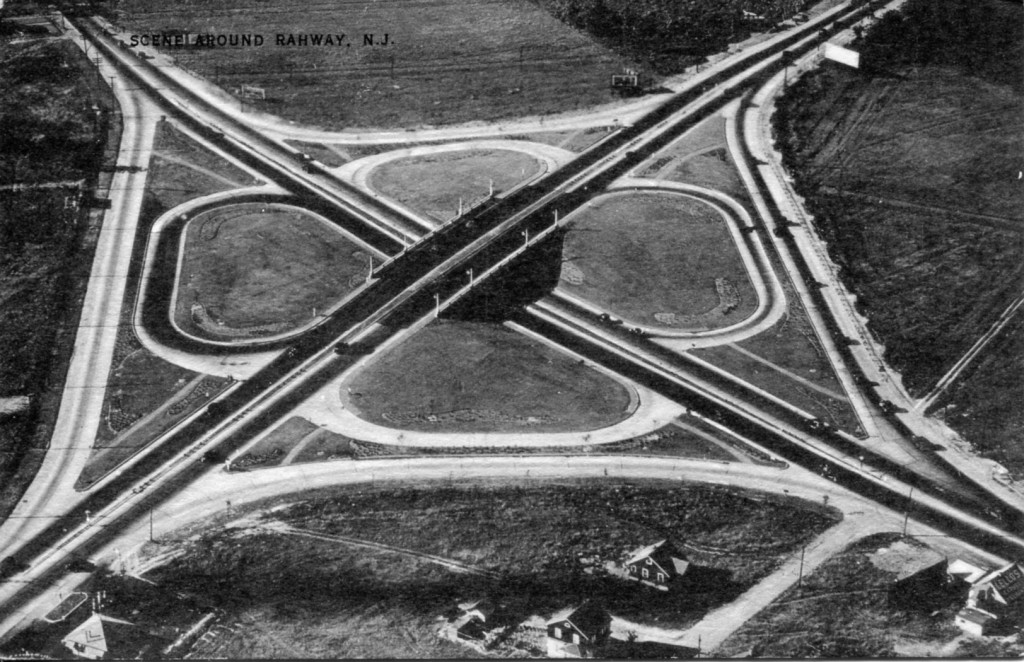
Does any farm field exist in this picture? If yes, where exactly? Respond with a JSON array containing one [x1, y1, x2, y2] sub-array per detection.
[[115, 0, 639, 129], [141, 480, 838, 658], [0, 37, 117, 519], [174, 203, 371, 339], [559, 191, 758, 330], [367, 149, 543, 222], [774, 0, 1023, 467], [717, 533, 1023, 658], [342, 320, 635, 433]]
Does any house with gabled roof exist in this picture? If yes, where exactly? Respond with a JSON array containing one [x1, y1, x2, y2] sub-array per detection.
[[624, 539, 690, 591], [546, 601, 611, 658], [870, 541, 950, 609], [948, 559, 988, 587]]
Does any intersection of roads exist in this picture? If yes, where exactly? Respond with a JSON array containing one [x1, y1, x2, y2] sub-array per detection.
[[1, 0, 1022, 652]]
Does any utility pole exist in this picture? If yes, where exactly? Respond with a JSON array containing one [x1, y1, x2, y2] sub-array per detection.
[[902, 486, 915, 536], [797, 545, 807, 586], [149, 508, 154, 543]]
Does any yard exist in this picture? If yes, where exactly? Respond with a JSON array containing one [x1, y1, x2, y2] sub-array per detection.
[[114, 0, 639, 129], [174, 203, 371, 338], [367, 148, 544, 222], [559, 191, 758, 330], [141, 480, 839, 657]]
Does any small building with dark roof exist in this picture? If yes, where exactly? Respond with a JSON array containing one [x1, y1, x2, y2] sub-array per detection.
[[624, 540, 690, 591], [546, 601, 611, 658]]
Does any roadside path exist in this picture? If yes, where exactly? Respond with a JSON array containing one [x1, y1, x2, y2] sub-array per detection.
[[259, 522, 500, 578]]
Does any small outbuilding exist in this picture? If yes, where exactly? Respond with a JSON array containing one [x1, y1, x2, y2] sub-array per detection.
[[954, 607, 997, 637]]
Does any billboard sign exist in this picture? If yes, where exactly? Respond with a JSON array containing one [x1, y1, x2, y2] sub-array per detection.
[[824, 42, 860, 68]]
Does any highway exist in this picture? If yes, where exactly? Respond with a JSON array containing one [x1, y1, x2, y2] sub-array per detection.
[[1, 0, 1021, 648], [0, 19, 163, 579]]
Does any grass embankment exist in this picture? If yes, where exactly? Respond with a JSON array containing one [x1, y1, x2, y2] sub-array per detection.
[[774, 0, 1023, 465], [637, 113, 750, 202], [287, 128, 611, 169], [560, 191, 758, 330], [174, 203, 370, 338], [148, 481, 838, 657], [0, 37, 116, 517], [232, 415, 759, 469], [718, 532, 1023, 658], [342, 320, 634, 433], [367, 149, 543, 222], [116, 0, 638, 129], [148, 122, 262, 210]]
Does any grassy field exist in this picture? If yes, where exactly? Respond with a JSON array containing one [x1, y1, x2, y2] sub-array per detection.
[[78, 373, 231, 489], [142, 480, 838, 658], [775, 0, 1023, 395], [115, 0, 639, 129], [174, 203, 370, 338], [150, 122, 262, 204], [694, 341, 861, 434], [343, 320, 634, 433], [774, 0, 1023, 468], [560, 191, 758, 329], [367, 148, 543, 222], [637, 114, 750, 202], [717, 532, 1023, 658], [0, 36, 117, 519], [147, 121, 262, 211], [932, 315, 1024, 479]]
